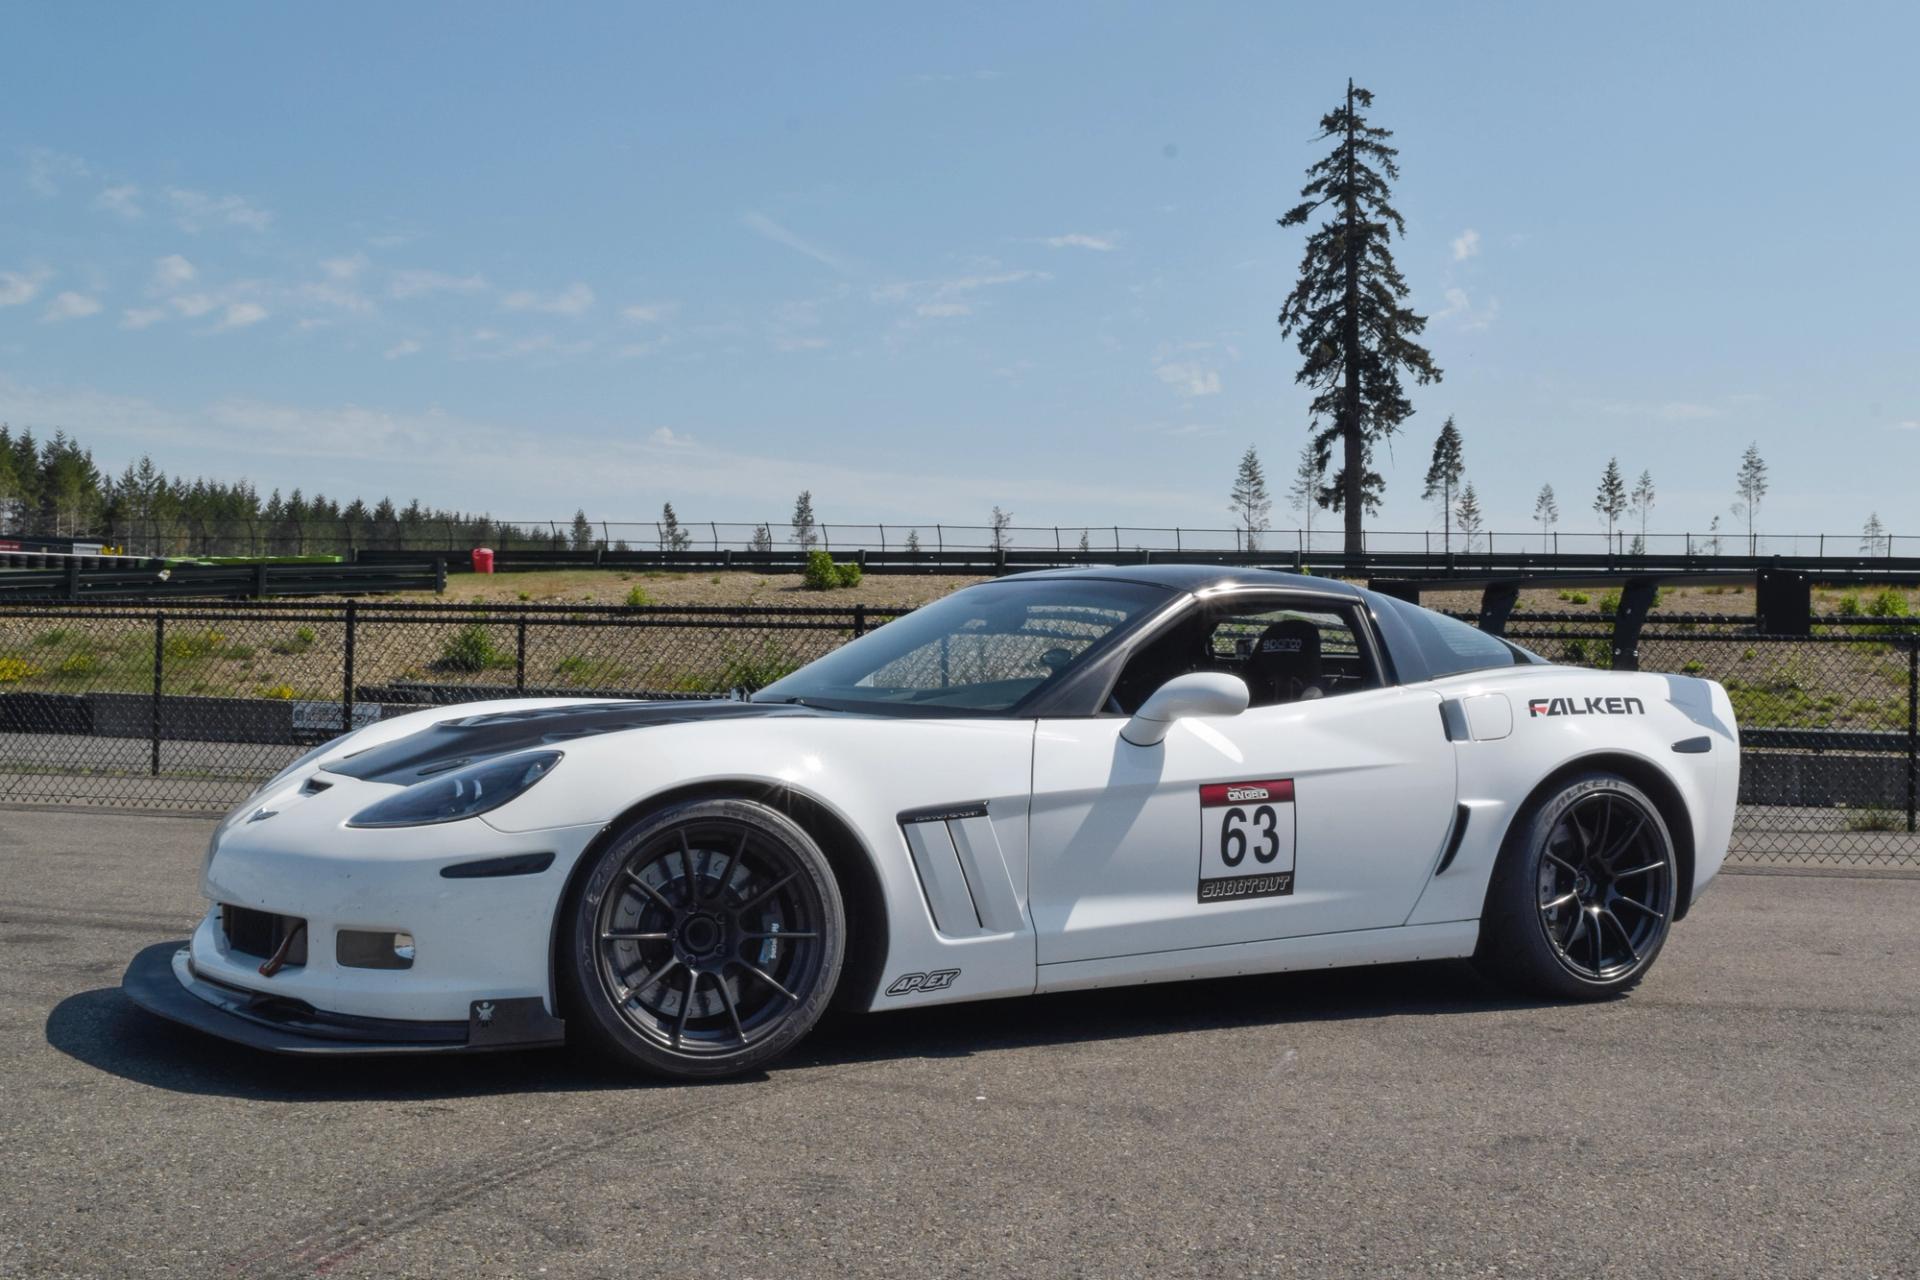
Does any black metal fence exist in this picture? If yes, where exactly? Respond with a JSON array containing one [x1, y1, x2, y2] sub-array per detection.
[[0, 599, 1913, 867]]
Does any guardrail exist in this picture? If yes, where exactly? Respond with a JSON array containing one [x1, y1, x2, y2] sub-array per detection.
[[0, 560, 445, 601]]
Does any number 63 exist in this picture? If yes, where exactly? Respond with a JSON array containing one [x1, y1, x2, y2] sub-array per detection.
[[1220, 805, 1281, 866]]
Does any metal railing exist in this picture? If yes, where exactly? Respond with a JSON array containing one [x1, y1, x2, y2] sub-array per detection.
[[0, 598, 1913, 866]]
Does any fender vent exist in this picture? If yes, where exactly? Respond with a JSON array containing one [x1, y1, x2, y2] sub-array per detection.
[[1434, 805, 1471, 876], [898, 803, 1023, 937]]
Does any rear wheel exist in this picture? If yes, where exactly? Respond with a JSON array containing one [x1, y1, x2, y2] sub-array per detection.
[[1475, 772, 1678, 999], [563, 798, 844, 1079]]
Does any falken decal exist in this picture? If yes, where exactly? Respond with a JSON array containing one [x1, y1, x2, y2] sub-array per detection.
[[1528, 695, 1646, 718]]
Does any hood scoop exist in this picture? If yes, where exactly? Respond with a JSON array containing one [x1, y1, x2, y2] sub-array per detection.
[[322, 699, 823, 786]]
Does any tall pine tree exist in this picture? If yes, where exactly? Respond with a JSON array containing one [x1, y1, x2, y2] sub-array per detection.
[[1278, 80, 1441, 552], [1593, 458, 1627, 546], [1228, 445, 1272, 552], [1421, 416, 1465, 553]]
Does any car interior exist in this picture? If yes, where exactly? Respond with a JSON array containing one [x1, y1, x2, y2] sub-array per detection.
[[1105, 597, 1381, 714]]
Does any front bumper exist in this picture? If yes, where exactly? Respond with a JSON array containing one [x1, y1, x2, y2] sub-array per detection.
[[121, 941, 565, 1056]]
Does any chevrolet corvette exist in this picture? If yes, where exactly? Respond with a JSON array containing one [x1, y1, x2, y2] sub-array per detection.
[[123, 566, 1740, 1078]]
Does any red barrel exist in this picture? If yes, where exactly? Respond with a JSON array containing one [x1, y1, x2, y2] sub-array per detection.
[[471, 547, 495, 574]]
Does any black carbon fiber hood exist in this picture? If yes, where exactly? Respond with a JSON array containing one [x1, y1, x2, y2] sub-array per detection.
[[322, 700, 826, 786]]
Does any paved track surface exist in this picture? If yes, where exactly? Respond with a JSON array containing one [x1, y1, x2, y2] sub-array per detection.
[[1, 808, 1915, 1279]]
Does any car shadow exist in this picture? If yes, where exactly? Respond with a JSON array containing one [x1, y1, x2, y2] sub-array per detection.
[[47, 960, 1556, 1101]]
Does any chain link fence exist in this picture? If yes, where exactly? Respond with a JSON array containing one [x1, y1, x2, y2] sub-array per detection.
[[1, 599, 1914, 867]]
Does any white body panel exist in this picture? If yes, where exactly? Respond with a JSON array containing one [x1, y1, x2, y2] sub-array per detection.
[[185, 653, 1738, 1033]]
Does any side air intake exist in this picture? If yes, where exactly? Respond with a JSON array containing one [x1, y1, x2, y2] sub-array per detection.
[[897, 802, 1023, 938]]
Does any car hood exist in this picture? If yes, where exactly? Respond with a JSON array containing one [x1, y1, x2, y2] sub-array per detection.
[[320, 700, 830, 787]]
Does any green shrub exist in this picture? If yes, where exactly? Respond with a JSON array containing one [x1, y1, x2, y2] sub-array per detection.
[[833, 561, 862, 588], [1681, 659, 1706, 674], [165, 629, 227, 660], [31, 628, 68, 647], [803, 550, 861, 590], [1844, 807, 1902, 832], [715, 640, 801, 691], [624, 585, 653, 607], [1836, 592, 1863, 617], [270, 626, 317, 656], [438, 624, 504, 673], [1867, 588, 1910, 618]]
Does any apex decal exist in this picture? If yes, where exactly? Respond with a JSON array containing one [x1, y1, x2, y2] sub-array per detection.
[[1528, 695, 1646, 718]]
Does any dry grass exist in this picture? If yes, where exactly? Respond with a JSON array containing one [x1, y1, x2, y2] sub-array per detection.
[[432, 568, 987, 609]]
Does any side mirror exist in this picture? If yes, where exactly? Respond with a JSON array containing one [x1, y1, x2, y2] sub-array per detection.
[[1121, 672, 1250, 746]]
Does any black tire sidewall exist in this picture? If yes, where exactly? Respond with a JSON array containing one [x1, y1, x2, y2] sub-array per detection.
[[1480, 772, 1678, 999], [562, 798, 846, 1079]]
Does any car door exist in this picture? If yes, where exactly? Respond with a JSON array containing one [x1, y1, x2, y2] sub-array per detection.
[[1026, 592, 1458, 965]]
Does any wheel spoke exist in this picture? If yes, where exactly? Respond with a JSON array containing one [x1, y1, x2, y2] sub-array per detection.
[[1540, 890, 1579, 911], [1613, 894, 1665, 920], [678, 831, 701, 899], [626, 954, 681, 997], [741, 930, 819, 940], [1544, 850, 1583, 877], [735, 959, 798, 1002], [624, 866, 676, 913], [1613, 860, 1666, 879], [1589, 909, 1604, 971], [716, 974, 748, 1044], [1599, 812, 1648, 867], [1600, 907, 1638, 966], [674, 970, 700, 1045], [736, 870, 798, 913], [602, 931, 672, 942], [706, 827, 747, 903]]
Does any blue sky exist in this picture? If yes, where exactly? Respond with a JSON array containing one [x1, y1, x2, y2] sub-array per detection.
[[2, 1, 1915, 540]]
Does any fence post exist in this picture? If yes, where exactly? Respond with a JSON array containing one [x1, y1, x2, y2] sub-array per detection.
[[342, 601, 357, 735], [1908, 640, 1917, 834], [151, 613, 164, 778], [853, 604, 867, 639], [516, 619, 528, 693]]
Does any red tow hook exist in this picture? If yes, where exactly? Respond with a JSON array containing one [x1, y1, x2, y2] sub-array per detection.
[[258, 922, 307, 978]]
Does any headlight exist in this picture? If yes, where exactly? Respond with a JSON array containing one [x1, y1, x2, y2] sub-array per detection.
[[346, 750, 562, 829]]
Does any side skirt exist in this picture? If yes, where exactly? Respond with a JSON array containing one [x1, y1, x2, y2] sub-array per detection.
[[1033, 920, 1480, 994]]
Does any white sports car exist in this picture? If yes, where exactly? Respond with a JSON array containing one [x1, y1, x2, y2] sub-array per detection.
[[124, 567, 1740, 1079]]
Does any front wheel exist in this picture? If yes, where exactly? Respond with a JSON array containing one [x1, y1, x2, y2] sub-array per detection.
[[1475, 772, 1678, 999], [562, 798, 845, 1079]]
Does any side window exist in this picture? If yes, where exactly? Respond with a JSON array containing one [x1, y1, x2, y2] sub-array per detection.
[[1107, 597, 1381, 713], [1387, 598, 1524, 679]]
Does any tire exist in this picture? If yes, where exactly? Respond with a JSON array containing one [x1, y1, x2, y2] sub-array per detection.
[[1474, 771, 1679, 1000], [561, 798, 845, 1079]]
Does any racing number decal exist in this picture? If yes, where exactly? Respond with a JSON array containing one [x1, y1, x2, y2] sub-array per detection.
[[1198, 779, 1296, 902]]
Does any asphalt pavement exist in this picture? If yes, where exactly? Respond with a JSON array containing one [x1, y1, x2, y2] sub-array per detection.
[[1, 806, 1915, 1279]]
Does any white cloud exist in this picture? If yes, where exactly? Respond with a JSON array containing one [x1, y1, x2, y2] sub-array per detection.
[[1655, 401, 1719, 422], [120, 307, 167, 330], [321, 254, 368, 281], [1153, 360, 1221, 397], [95, 184, 143, 219], [389, 269, 489, 300], [151, 254, 197, 293], [501, 282, 595, 316], [0, 265, 53, 307], [42, 292, 103, 322], [1895, 419, 1920, 431], [620, 301, 678, 323], [915, 302, 971, 318], [24, 148, 89, 197], [217, 301, 269, 329], [169, 293, 218, 318], [648, 426, 694, 447], [166, 187, 273, 233], [740, 212, 852, 273], [1451, 228, 1481, 261], [384, 339, 423, 359], [773, 335, 830, 352], [1434, 286, 1499, 330], [1043, 233, 1118, 251]]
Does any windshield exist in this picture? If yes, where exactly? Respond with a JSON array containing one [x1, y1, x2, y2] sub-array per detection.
[[755, 578, 1172, 714]]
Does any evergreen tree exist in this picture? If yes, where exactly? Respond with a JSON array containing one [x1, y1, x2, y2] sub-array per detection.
[[1630, 468, 1656, 552], [989, 506, 1014, 552], [1593, 457, 1627, 546], [1227, 445, 1272, 552], [1533, 483, 1559, 551], [1077, 529, 1092, 555], [1420, 416, 1465, 552], [748, 523, 773, 553], [1277, 80, 1442, 552], [1286, 441, 1324, 549], [1732, 442, 1768, 554], [660, 502, 690, 551], [904, 529, 921, 553], [1861, 512, 1888, 556], [570, 509, 595, 551], [1455, 482, 1484, 552], [790, 490, 817, 549]]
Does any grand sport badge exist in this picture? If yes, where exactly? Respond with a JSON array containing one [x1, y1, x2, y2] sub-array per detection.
[[1197, 779, 1296, 902]]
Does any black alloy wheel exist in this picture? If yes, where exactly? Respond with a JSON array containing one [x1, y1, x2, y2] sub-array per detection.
[[564, 798, 844, 1079]]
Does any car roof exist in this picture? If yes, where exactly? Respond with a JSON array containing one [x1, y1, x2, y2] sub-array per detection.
[[996, 562, 1365, 599]]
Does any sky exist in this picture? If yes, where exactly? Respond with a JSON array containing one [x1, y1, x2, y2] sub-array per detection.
[[2, 1, 1916, 541]]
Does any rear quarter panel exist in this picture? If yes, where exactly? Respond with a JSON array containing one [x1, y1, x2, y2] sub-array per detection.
[[1404, 665, 1737, 927]]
